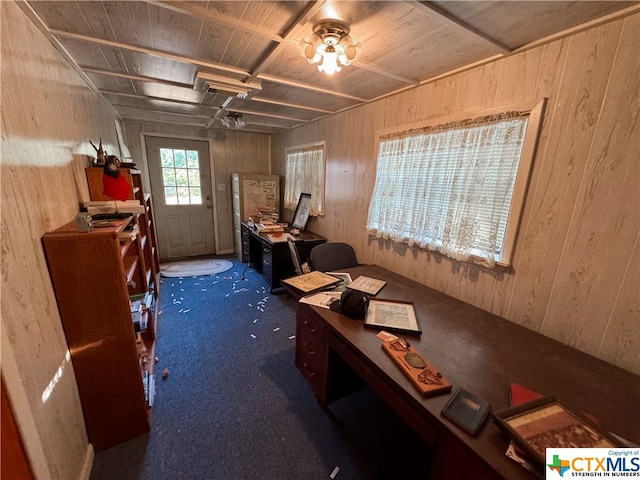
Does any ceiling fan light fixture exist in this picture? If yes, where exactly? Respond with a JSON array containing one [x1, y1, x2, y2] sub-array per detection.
[[318, 45, 340, 75], [300, 20, 361, 75], [234, 114, 246, 128], [220, 112, 245, 129]]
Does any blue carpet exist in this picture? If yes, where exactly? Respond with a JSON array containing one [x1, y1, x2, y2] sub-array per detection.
[[90, 257, 429, 480]]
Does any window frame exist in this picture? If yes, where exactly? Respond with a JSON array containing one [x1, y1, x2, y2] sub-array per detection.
[[284, 141, 326, 216], [369, 98, 547, 267]]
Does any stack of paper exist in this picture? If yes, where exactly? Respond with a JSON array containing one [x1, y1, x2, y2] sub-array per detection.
[[84, 200, 144, 215]]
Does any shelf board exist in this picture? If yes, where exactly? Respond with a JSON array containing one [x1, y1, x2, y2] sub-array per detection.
[[123, 255, 139, 285], [119, 238, 133, 258]]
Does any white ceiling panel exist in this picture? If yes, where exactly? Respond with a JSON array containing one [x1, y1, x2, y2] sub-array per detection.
[[22, 0, 638, 133]]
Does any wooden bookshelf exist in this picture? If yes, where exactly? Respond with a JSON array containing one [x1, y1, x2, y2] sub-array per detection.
[[41, 169, 161, 451]]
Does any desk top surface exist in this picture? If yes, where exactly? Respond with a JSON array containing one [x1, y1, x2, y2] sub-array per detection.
[[300, 264, 640, 479], [243, 223, 325, 244]]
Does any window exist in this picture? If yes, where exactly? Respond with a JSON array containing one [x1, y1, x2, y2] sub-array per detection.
[[159, 148, 202, 205], [284, 142, 325, 216], [367, 99, 546, 267]]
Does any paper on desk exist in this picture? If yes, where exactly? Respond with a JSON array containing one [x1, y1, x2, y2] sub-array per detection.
[[299, 291, 342, 309], [349, 275, 386, 295], [266, 233, 294, 242]]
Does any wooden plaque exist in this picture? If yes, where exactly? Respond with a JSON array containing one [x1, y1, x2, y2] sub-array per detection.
[[382, 339, 452, 397]]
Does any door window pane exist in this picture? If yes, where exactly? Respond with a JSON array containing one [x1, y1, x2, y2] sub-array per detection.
[[162, 169, 176, 186], [164, 187, 178, 205], [186, 150, 199, 169], [190, 187, 202, 204]]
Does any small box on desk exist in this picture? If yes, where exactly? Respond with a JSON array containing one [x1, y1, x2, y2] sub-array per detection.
[[441, 387, 491, 436]]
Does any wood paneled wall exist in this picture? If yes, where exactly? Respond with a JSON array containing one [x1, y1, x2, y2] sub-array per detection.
[[272, 13, 640, 374], [1, 2, 122, 478], [123, 122, 271, 255]]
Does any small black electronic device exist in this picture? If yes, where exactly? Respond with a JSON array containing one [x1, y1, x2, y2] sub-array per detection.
[[91, 212, 132, 220]]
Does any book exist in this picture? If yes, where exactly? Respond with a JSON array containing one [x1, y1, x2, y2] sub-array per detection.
[[84, 200, 144, 215], [348, 275, 386, 295], [441, 387, 491, 435], [119, 223, 139, 240]]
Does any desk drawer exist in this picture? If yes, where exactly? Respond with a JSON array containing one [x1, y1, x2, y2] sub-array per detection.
[[295, 311, 328, 397], [262, 244, 273, 284], [241, 238, 250, 262]]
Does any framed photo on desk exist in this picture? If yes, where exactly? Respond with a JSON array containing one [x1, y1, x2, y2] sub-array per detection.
[[493, 395, 620, 467], [365, 299, 421, 335], [291, 193, 311, 231]]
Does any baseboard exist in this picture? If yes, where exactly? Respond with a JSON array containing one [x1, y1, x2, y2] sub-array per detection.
[[78, 444, 95, 480]]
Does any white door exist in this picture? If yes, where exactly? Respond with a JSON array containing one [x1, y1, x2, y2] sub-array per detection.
[[146, 137, 216, 260]]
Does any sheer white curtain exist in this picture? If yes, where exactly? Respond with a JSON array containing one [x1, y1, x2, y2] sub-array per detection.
[[284, 146, 325, 215], [367, 112, 529, 266]]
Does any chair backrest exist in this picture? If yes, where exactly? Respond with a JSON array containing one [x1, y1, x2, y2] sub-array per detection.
[[309, 242, 359, 272], [288, 237, 303, 275]]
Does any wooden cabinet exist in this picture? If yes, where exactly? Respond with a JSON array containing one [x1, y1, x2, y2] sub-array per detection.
[[41, 168, 160, 452]]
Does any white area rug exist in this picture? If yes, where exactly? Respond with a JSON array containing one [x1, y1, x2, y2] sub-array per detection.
[[160, 258, 233, 278]]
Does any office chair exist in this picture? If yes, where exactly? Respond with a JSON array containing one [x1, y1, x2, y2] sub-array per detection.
[[309, 242, 359, 272]]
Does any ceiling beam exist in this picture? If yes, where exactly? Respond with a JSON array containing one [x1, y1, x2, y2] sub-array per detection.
[[102, 88, 319, 123], [252, 97, 333, 115], [349, 59, 419, 86], [117, 106, 212, 121], [258, 73, 368, 103], [148, 1, 284, 43], [231, 109, 310, 124], [408, 1, 512, 55], [101, 90, 219, 110], [82, 67, 193, 89], [120, 115, 213, 129], [50, 29, 249, 77]]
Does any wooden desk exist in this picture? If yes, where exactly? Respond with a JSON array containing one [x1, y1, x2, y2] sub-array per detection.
[[295, 265, 640, 479], [241, 223, 325, 291]]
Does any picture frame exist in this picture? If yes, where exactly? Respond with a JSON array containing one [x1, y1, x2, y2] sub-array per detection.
[[281, 270, 340, 295], [326, 272, 352, 292], [493, 395, 620, 467], [364, 299, 421, 335], [291, 193, 312, 231]]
